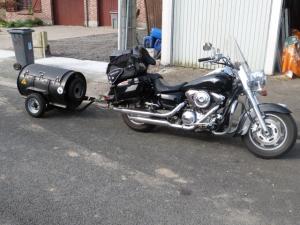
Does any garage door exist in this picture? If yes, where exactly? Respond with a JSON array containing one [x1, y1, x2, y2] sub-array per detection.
[[53, 0, 85, 26], [98, 0, 118, 26], [172, 0, 273, 70]]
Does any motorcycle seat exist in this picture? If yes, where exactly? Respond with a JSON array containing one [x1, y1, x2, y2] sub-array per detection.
[[154, 78, 187, 93]]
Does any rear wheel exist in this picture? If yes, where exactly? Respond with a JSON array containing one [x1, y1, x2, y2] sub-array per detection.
[[242, 112, 297, 159], [122, 114, 156, 132]]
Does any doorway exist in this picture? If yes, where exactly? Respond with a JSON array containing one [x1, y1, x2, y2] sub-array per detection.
[[98, 0, 118, 26], [276, 0, 300, 72], [52, 0, 85, 26]]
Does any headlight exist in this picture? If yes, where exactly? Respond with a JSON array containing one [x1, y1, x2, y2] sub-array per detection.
[[248, 71, 267, 91]]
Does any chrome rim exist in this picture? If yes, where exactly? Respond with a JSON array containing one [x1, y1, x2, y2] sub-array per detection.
[[249, 114, 288, 151], [28, 98, 40, 114]]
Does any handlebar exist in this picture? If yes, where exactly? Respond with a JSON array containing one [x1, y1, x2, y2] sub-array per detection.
[[198, 55, 235, 69], [198, 57, 213, 63]]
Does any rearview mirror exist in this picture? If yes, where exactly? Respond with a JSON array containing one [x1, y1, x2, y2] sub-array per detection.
[[203, 42, 213, 51]]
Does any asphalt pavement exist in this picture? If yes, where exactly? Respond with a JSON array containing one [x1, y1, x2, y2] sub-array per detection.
[[0, 74, 300, 225], [0, 48, 300, 225]]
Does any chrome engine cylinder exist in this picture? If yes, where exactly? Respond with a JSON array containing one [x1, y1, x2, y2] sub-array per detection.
[[185, 90, 211, 108], [182, 111, 196, 126]]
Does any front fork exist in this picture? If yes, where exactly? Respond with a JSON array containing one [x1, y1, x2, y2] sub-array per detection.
[[245, 88, 269, 134], [238, 68, 269, 134]]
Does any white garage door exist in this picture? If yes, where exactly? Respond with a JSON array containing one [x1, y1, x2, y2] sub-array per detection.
[[172, 0, 274, 70]]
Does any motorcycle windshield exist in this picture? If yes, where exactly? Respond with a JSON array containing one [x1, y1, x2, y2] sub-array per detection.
[[232, 39, 251, 73]]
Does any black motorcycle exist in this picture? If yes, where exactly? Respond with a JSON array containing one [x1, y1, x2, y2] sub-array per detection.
[[107, 41, 297, 159]]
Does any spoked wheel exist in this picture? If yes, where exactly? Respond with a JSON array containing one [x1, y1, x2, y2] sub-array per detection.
[[122, 114, 156, 132], [242, 112, 297, 159], [25, 93, 47, 118]]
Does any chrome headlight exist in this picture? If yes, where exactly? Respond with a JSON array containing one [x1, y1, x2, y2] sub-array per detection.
[[248, 71, 267, 91]]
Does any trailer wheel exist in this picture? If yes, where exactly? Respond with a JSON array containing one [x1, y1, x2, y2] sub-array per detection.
[[25, 93, 47, 118]]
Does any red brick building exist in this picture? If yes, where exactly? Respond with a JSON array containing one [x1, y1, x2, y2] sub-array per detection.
[[136, 0, 146, 27], [4, 0, 53, 24], [2, 0, 147, 27]]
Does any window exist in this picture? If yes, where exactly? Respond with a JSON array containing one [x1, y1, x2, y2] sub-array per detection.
[[17, 0, 32, 10], [0, 1, 5, 9], [4, 0, 30, 12], [5, 0, 41, 12]]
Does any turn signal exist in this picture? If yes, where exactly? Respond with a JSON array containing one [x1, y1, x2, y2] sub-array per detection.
[[259, 87, 268, 96]]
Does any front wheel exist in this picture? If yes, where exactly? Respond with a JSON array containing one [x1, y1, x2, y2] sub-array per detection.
[[122, 114, 156, 132], [242, 112, 297, 159]]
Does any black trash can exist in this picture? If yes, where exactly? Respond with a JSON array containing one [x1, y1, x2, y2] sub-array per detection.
[[8, 29, 34, 68]]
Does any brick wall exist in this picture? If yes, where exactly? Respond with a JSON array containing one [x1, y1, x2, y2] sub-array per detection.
[[85, 0, 98, 27], [0, 0, 5, 19], [3, 0, 145, 28], [5, 0, 53, 25], [39, 0, 52, 24], [0, 9, 5, 20], [137, 0, 146, 27]]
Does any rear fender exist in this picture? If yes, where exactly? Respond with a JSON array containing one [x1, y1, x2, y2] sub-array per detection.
[[235, 103, 291, 136]]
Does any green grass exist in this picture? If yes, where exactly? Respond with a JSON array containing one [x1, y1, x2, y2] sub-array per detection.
[[0, 18, 7, 27], [0, 18, 44, 28]]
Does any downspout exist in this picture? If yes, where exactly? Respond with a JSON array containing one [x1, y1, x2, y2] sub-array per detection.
[[125, 0, 129, 49], [118, 0, 126, 50], [170, 0, 175, 65], [85, 0, 89, 27], [118, 0, 122, 49]]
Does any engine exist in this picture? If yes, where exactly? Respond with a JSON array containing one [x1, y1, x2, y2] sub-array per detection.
[[185, 90, 225, 109], [181, 90, 225, 126], [185, 90, 211, 108]]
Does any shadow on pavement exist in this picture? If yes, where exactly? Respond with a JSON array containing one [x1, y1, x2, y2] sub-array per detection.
[[155, 126, 300, 159], [24, 102, 300, 160]]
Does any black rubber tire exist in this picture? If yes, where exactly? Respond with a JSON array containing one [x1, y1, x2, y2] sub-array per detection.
[[242, 112, 297, 159], [25, 93, 47, 118], [122, 114, 156, 132], [67, 77, 86, 110], [67, 77, 86, 101]]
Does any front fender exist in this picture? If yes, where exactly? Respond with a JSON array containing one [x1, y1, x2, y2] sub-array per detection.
[[235, 103, 292, 136], [258, 103, 291, 114]]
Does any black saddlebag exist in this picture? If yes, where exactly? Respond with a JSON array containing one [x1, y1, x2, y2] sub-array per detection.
[[107, 49, 149, 85]]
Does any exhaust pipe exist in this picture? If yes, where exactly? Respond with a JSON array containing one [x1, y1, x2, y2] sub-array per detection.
[[128, 105, 220, 131], [128, 116, 196, 130], [113, 102, 186, 118]]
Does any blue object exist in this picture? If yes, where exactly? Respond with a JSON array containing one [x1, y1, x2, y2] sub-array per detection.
[[154, 39, 161, 52], [150, 28, 162, 40], [144, 36, 155, 48]]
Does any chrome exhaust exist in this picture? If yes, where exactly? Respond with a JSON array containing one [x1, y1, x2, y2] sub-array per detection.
[[128, 116, 196, 130], [194, 105, 219, 126], [113, 102, 186, 118], [128, 105, 220, 131]]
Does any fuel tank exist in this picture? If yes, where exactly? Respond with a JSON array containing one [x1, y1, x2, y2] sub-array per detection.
[[182, 71, 233, 93]]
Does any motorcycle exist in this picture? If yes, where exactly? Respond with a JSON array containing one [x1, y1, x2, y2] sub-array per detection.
[[107, 39, 297, 159]]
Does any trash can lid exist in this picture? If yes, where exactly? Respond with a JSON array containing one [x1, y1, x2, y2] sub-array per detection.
[[8, 29, 34, 34]]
